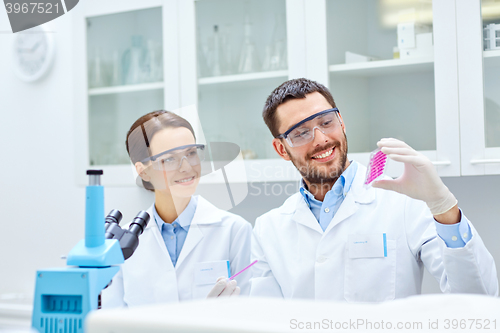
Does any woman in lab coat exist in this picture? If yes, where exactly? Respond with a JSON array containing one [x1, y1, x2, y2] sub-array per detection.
[[102, 110, 252, 307]]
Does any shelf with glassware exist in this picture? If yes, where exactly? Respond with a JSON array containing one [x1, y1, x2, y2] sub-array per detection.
[[86, 33, 164, 95], [453, 0, 500, 175], [478, 31, 500, 171], [198, 70, 288, 85], [72, 3, 171, 186], [195, 1, 288, 85], [325, 0, 460, 176], [481, 18, 500, 173], [85, 6, 165, 168], [328, 16, 435, 77], [87, 43, 163, 91], [88, 82, 164, 95], [86, 7, 164, 91], [193, 0, 291, 182], [328, 56, 434, 77]]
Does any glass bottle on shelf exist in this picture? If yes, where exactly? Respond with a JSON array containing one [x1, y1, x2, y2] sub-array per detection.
[[88, 47, 105, 88], [261, 46, 272, 71], [238, 16, 260, 73], [122, 35, 148, 85], [262, 13, 287, 71], [212, 25, 222, 76], [220, 24, 235, 75], [197, 27, 211, 78], [109, 50, 121, 86], [143, 40, 163, 82]]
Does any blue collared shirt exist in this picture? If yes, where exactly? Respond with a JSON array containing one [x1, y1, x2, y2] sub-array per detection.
[[153, 196, 198, 266], [299, 160, 472, 248], [300, 161, 358, 232]]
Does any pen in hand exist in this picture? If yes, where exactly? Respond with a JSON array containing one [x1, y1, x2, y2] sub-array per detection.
[[228, 260, 258, 281]]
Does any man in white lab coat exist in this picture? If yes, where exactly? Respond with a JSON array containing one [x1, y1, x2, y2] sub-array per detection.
[[250, 78, 498, 302]]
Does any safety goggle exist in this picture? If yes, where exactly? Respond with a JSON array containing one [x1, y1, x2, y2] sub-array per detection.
[[275, 108, 342, 147], [141, 144, 206, 172]]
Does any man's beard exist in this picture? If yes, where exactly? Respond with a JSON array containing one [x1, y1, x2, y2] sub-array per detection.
[[286, 132, 348, 186]]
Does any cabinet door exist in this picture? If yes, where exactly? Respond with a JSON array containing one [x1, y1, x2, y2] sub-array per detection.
[[323, 0, 460, 177], [178, 0, 306, 183], [73, 0, 179, 185], [457, 0, 500, 175]]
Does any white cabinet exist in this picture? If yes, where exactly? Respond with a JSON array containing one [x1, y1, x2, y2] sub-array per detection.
[[321, 0, 461, 177], [177, 0, 314, 182], [456, 0, 500, 175], [178, 0, 461, 181], [73, 0, 181, 185], [73, 0, 500, 186]]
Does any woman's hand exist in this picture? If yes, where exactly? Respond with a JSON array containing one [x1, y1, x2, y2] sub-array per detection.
[[206, 276, 240, 298]]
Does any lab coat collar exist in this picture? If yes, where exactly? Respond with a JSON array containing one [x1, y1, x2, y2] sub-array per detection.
[[175, 196, 225, 269], [152, 196, 198, 232], [143, 195, 225, 270], [350, 163, 376, 205], [322, 163, 376, 233], [290, 194, 324, 234], [190, 196, 226, 225], [145, 195, 223, 230]]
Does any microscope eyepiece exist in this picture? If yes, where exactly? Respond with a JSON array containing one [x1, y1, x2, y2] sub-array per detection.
[[103, 210, 150, 259], [104, 209, 123, 239], [105, 209, 122, 230], [127, 211, 150, 237]]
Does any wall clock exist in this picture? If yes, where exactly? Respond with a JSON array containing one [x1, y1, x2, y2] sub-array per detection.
[[13, 25, 55, 82]]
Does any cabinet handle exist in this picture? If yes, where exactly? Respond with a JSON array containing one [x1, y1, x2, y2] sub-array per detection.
[[431, 161, 451, 166], [470, 159, 500, 165]]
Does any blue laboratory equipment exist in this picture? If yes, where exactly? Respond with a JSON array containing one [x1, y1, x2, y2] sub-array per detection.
[[31, 170, 150, 333]]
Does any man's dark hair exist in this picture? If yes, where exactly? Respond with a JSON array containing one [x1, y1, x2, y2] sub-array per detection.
[[262, 78, 336, 137]]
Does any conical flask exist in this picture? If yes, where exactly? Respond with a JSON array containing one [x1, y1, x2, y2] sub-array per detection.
[[238, 17, 260, 73], [212, 25, 222, 76]]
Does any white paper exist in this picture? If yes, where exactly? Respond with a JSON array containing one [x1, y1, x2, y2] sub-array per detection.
[[194, 260, 230, 286], [348, 234, 387, 259]]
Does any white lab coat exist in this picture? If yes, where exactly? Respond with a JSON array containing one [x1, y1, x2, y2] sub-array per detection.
[[250, 163, 498, 302], [102, 195, 252, 307]]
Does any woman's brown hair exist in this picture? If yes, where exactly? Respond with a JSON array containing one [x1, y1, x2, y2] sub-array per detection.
[[126, 110, 196, 190]]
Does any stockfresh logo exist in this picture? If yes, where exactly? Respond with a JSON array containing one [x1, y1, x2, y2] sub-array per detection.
[[4, 0, 79, 33]]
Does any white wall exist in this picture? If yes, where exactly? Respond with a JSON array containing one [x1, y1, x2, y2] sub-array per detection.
[[0, 10, 82, 298], [0, 7, 155, 300], [422, 175, 500, 293]]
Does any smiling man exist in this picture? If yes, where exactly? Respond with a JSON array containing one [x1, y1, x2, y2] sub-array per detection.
[[249, 78, 498, 301]]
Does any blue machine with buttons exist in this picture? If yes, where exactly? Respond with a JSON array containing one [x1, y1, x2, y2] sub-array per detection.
[[31, 170, 150, 333]]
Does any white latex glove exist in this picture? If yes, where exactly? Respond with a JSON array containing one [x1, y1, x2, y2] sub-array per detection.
[[206, 276, 240, 298], [371, 138, 457, 215]]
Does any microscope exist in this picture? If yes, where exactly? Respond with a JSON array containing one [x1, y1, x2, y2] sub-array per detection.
[[31, 170, 150, 333]]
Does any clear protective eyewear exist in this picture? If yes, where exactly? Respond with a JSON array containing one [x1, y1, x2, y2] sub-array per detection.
[[275, 108, 342, 147], [141, 144, 206, 172]]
